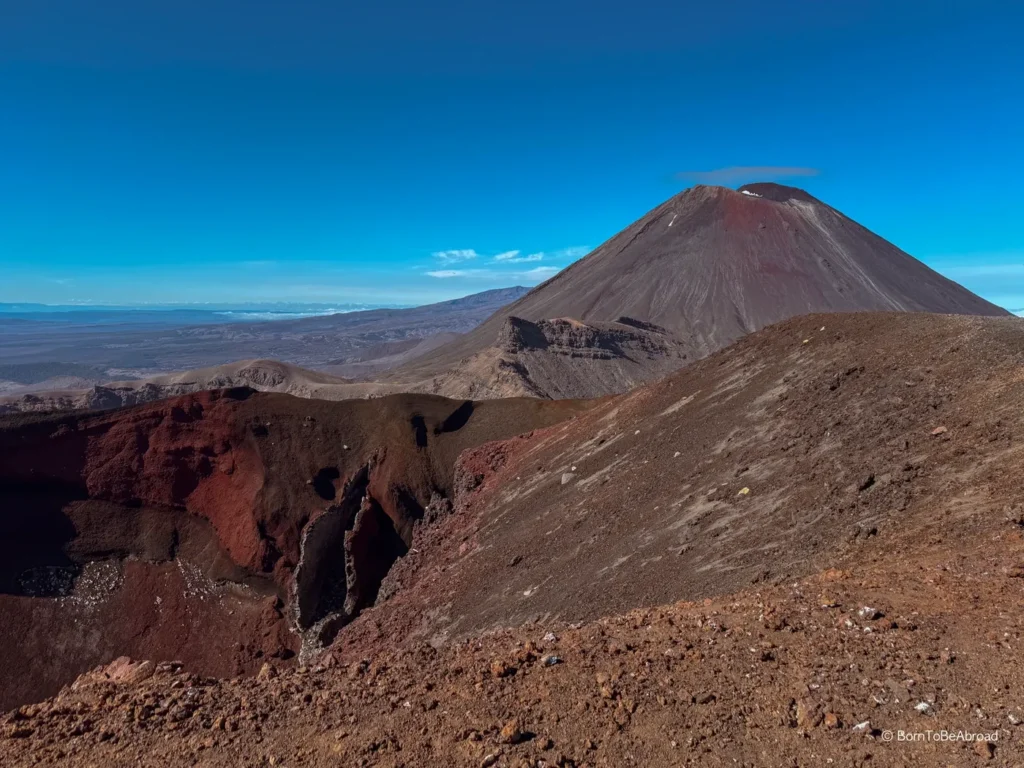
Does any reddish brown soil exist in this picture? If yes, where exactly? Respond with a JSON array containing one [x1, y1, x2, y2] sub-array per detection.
[[0, 389, 585, 710], [4, 535, 1023, 767]]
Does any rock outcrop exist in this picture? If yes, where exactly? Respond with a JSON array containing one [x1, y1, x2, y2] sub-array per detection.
[[426, 316, 693, 399]]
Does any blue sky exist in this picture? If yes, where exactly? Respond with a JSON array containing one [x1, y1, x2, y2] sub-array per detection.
[[1, 0, 1022, 308]]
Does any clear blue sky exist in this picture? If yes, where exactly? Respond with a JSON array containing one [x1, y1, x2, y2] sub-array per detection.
[[2, 1, 1022, 308]]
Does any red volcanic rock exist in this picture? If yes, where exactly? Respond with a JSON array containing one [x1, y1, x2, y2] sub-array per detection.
[[78, 392, 267, 567], [0, 388, 584, 709]]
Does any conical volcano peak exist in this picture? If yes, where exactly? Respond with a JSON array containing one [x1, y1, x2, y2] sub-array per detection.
[[736, 182, 820, 204], [393, 181, 1006, 388]]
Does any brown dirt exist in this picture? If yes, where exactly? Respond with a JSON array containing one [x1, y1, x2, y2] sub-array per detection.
[[424, 317, 692, 400], [4, 536, 1022, 767]]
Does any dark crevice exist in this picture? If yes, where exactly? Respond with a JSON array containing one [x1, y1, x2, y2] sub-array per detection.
[[410, 415, 428, 448], [342, 496, 408, 617], [292, 462, 423, 653], [168, 526, 181, 560], [614, 316, 669, 334], [436, 400, 474, 435], [312, 467, 341, 500], [257, 521, 284, 572], [293, 465, 370, 632], [392, 487, 425, 544], [223, 386, 256, 401]]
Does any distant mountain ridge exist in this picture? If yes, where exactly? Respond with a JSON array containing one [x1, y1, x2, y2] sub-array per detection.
[[0, 287, 531, 390]]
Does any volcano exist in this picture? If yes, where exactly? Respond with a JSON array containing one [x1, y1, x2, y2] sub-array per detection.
[[398, 183, 1007, 385]]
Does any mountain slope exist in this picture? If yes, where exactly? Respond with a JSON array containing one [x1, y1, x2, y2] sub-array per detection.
[[343, 311, 1024, 649], [396, 184, 1007, 380]]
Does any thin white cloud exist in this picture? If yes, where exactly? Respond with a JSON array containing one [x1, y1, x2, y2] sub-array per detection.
[[496, 253, 544, 263], [498, 246, 588, 263], [432, 249, 479, 264], [423, 245, 584, 282], [434, 246, 588, 266], [426, 269, 497, 279]]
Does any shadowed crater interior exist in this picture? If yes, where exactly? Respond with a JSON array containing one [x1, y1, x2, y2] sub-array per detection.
[[312, 467, 341, 501]]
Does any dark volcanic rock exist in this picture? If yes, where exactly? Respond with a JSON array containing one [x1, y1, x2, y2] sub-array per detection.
[[497, 317, 552, 354]]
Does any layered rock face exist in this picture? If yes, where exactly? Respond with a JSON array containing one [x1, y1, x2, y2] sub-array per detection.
[[425, 316, 693, 399]]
